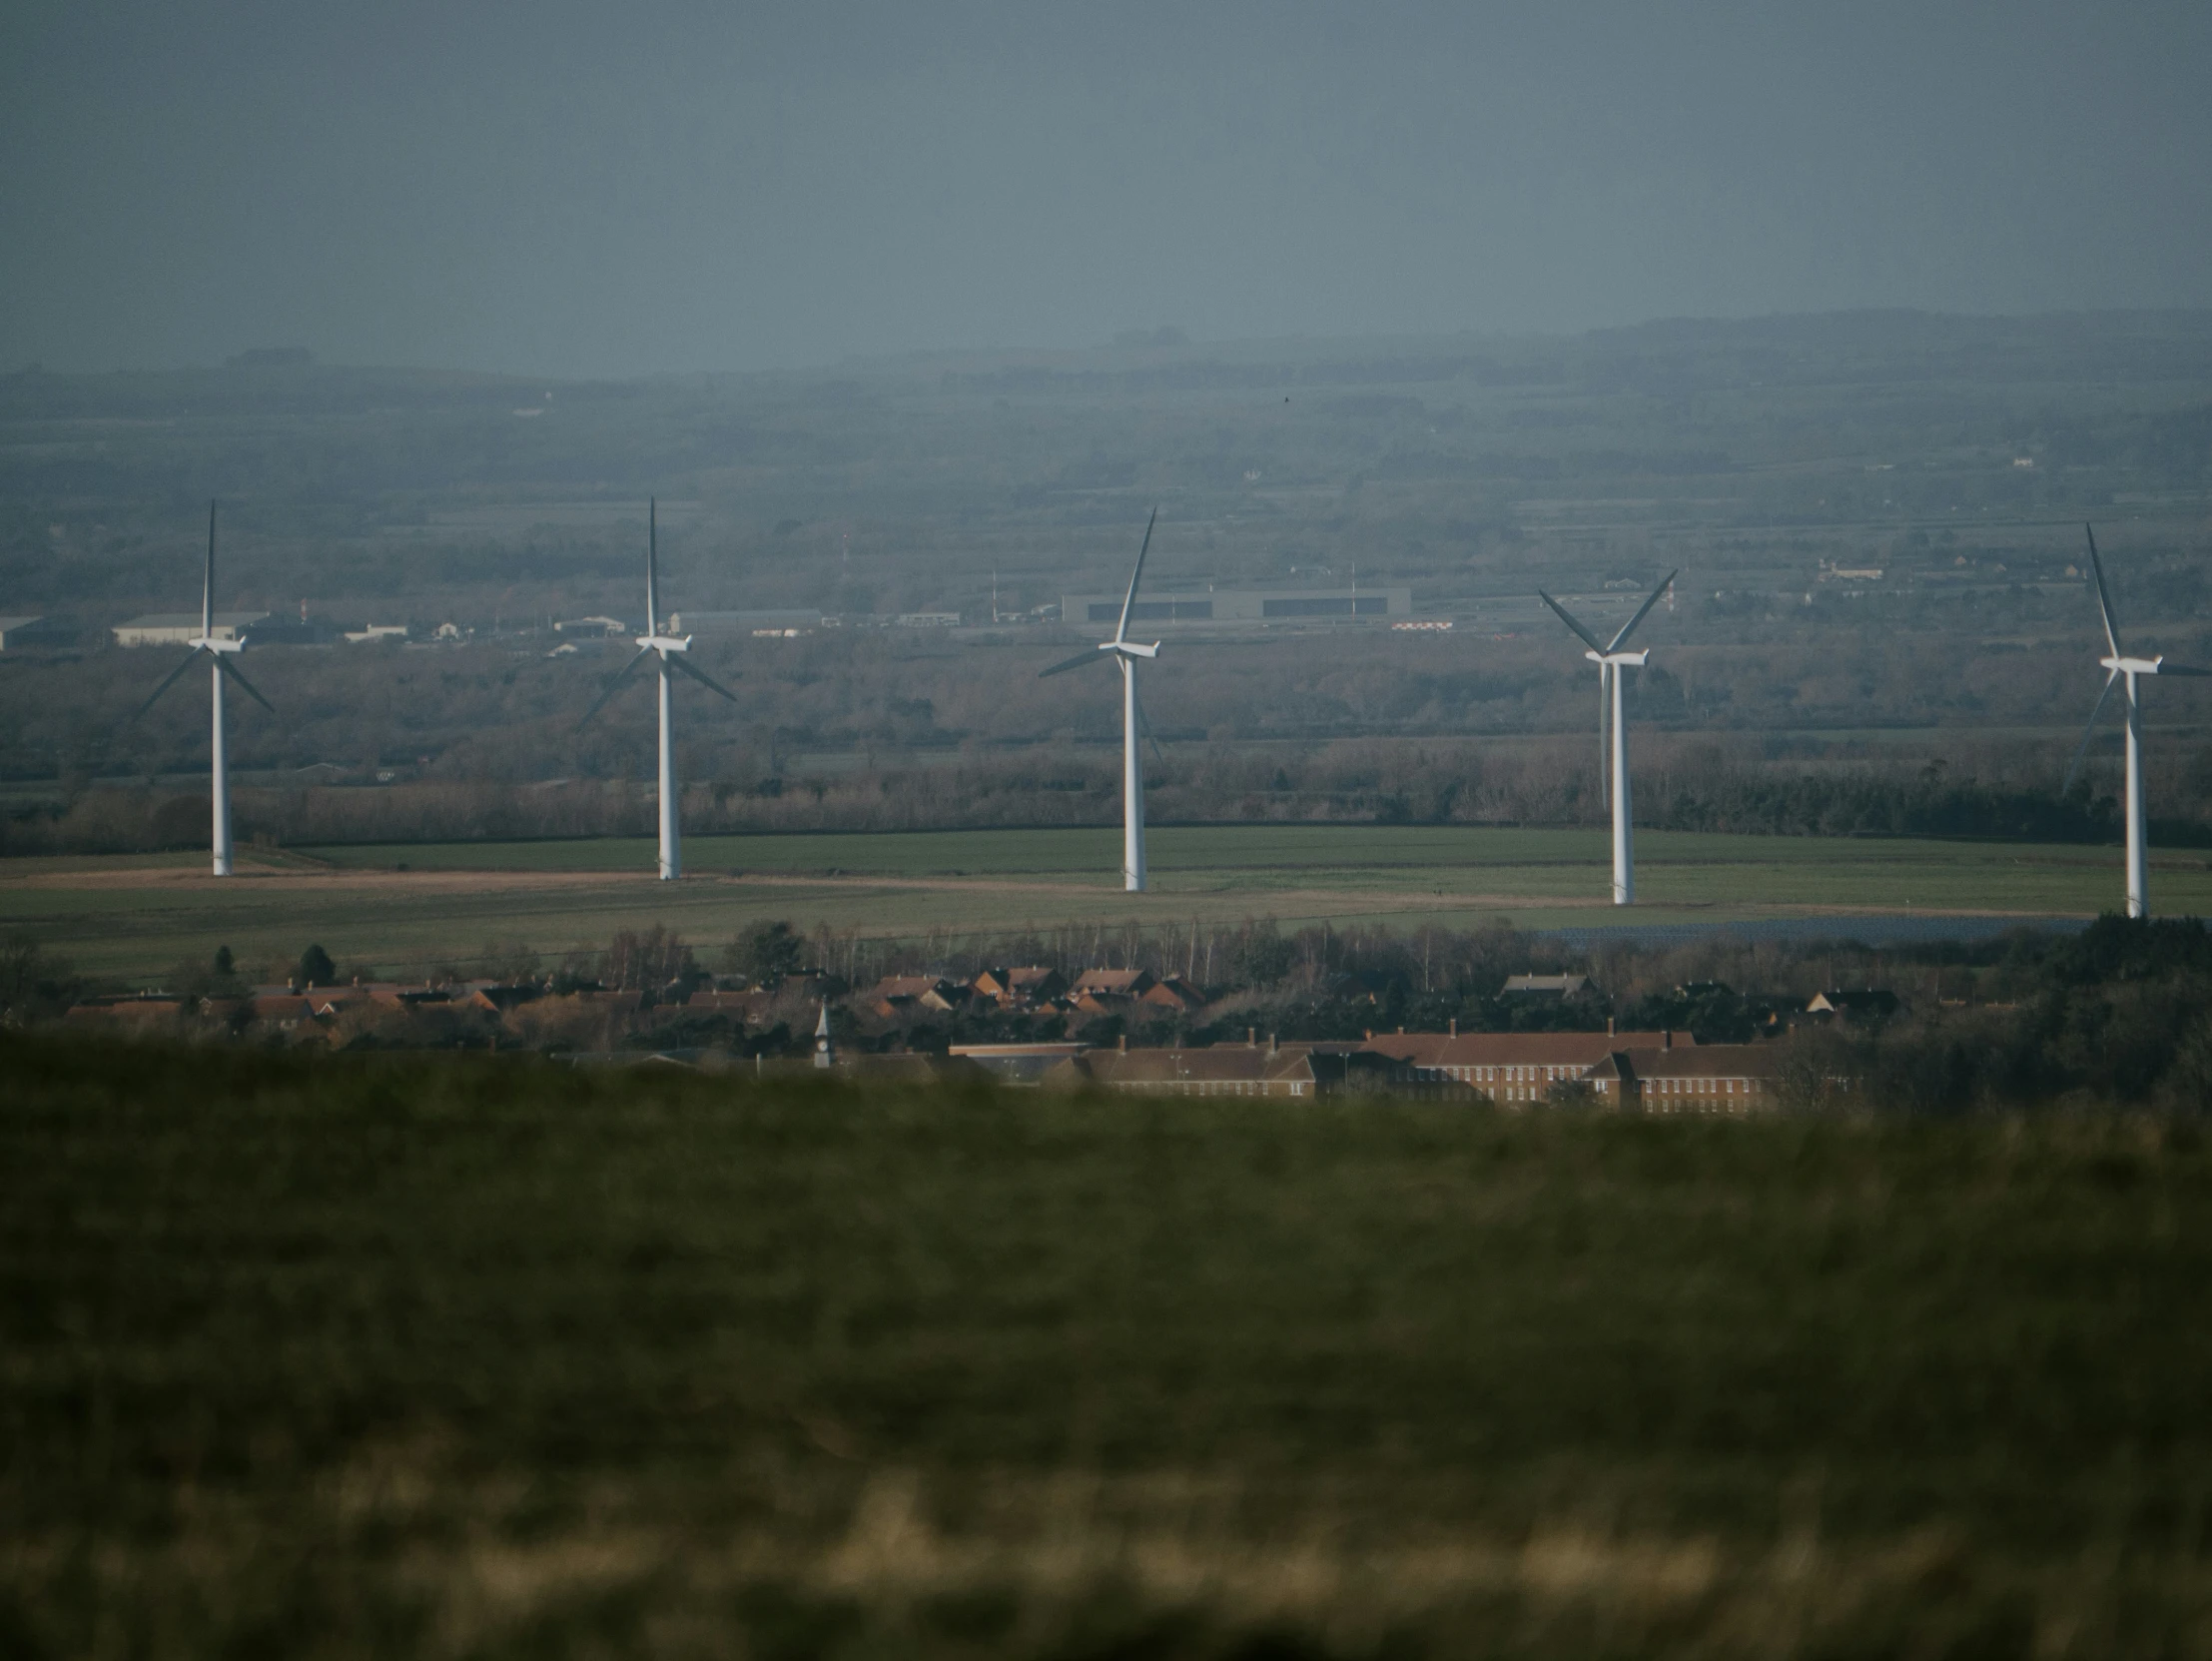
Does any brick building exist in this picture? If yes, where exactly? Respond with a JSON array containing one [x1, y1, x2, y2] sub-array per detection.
[[1044, 1039, 1317, 1097], [1584, 1042, 1787, 1112], [1362, 1026, 1694, 1104]]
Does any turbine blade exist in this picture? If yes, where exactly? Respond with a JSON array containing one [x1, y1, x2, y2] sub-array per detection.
[[2063, 669, 2120, 794], [216, 655, 274, 714], [1113, 506, 1157, 644], [646, 498, 659, 634], [2085, 525, 2121, 658], [1039, 648, 1106, 679], [203, 499, 217, 638], [1537, 589, 1605, 654], [1606, 568, 1678, 653], [133, 647, 206, 718], [669, 651, 738, 703], [576, 645, 652, 730]]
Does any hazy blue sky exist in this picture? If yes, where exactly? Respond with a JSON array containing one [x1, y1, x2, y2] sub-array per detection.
[[4, 0, 2208, 377]]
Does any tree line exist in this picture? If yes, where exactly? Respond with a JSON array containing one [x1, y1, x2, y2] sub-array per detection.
[[2, 745, 2201, 856]]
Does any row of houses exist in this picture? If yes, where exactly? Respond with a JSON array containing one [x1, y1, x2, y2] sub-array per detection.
[[563, 965, 1206, 1030], [60, 978, 1799, 1109], [62, 951, 1863, 1111], [67, 970, 830, 1035], [865, 965, 1206, 1020], [69, 954, 1894, 1036], [863, 965, 1890, 1034], [68, 978, 565, 1030]]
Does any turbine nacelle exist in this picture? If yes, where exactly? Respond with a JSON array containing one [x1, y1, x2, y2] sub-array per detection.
[[639, 633, 692, 655], [2101, 654, 2163, 677], [133, 503, 276, 723], [1045, 637, 1161, 676], [1585, 648, 1648, 669]]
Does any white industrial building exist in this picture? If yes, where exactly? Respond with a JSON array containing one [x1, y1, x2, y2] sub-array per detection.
[[670, 609, 822, 633], [112, 612, 269, 646]]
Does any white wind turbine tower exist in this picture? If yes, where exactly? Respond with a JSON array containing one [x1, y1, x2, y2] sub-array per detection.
[[2063, 524, 2208, 919], [133, 500, 274, 877], [1040, 508, 1165, 892], [575, 499, 739, 880], [1537, 569, 1677, 906]]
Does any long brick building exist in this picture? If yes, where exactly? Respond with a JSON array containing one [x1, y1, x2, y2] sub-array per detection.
[[1044, 1039, 1318, 1098], [1584, 1043, 1787, 1112], [1363, 1026, 1694, 1105]]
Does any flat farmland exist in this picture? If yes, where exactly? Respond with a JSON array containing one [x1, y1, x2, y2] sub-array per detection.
[[4, 825, 2206, 983]]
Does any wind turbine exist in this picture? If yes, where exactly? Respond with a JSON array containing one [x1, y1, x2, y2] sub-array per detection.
[[133, 501, 274, 877], [1537, 569, 1677, 906], [1040, 508, 1165, 892], [2063, 525, 2208, 919], [576, 499, 738, 880]]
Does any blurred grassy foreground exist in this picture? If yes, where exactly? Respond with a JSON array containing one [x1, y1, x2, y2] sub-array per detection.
[[5, 1040, 2212, 1659]]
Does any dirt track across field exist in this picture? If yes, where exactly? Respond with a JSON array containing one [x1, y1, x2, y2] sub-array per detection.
[[0, 860, 1626, 912], [0, 865, 630, 892], [0, 856, 2097, 924]]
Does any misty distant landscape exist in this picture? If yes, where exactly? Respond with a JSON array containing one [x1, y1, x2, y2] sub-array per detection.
[[4, 309, 2211, 852]]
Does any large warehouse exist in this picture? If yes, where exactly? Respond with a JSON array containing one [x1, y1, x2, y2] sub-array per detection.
[[1059, 585, 1412, 628], [112, 612, 270, 646]]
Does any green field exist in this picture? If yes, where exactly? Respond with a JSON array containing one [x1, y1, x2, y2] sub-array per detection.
[[292, 821, 2207, 894], [6, 824, 2208, 982], [4, 1037, 2209, 1658]]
